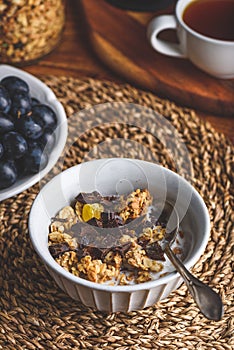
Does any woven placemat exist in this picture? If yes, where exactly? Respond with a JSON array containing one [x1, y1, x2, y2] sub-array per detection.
[[0, 76, 233, 350]]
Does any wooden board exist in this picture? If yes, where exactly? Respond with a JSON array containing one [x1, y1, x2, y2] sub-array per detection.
[[82, 0, 234, 116]]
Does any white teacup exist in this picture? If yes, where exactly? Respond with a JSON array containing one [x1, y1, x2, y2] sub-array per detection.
[[147, 0, 234, 79]]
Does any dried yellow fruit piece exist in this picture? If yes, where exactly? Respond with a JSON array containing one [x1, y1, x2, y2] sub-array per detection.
[[82, 203, 104, 222]]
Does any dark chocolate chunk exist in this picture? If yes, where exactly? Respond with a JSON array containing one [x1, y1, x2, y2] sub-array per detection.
[[79, 236, 90, 247], [75, 192, 86, 204], [100, 195, 120, 209], [113, 241, 132, 257], [71, 222, 99, 246], [101, 211, 124, 228], [83, 246, 103, 260], [80, 226, 99, 246], [137, 236, 150, 248], [75, 191, 102, 204], [75, 246, 86, 260], [86, 217, 103, 227], [75, 191, 120, 212], [71, 220, 122, 249], [75, 245, 103, 260], [100, 231, 121, 248], [101, 211, 115, 223], [49, 242, 71, 258], [70, 221, 83, 235], [145, 242, 165, 261], [101, 242, 132, 260]]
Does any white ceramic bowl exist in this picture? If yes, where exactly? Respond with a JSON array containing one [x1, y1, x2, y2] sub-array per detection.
[[0, 65, 67, 201], [29, 158, 210, 313]]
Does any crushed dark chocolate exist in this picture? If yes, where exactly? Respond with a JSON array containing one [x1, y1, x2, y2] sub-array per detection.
[[75, 242, 132, 262], [82, 246, 103, 260], [48, 189, 177, 284], [49, 242, 71, 258], [145, 242, 165, 261], [75, 191, 119, 209], [112, 241, 132, 257], [137, 236, 150, 248], [101, 211, 124, 228], [75, 191, 102, 204], [72, 225, 125, 250], [72, 222, 98, 246]]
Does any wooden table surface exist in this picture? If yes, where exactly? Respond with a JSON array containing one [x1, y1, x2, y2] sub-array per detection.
[[24, 0, 233, 143]]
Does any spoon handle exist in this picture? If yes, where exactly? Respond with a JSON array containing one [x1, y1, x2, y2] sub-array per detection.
[[165, 244, 224, 321]]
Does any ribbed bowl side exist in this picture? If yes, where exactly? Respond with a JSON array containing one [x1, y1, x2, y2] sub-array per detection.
[[46, 266, 183, 313]]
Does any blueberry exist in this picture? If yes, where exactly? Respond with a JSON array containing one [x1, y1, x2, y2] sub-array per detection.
[[2, 131, 28, 159], [0, 143, 4, 159], [16, 116, 43, 139], [31, 97, 40, 106], [37, 129, 56, 152], [15, 157, 26, 177], [10, 91, 32, 118], [0, 85, 11, 113], [31, 104, 57, 130], [0, 112, 15, 134], [1, 76, 29, 96], [0, 160, 18, 189], [23, 144, 48, 174]]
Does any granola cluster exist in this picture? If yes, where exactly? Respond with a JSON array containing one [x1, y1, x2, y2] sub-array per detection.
[[48, 189, 172, 285], [0, 0, 65, 64]]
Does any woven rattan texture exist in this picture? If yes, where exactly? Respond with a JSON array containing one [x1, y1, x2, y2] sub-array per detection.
[[0, 77, 233, 349]]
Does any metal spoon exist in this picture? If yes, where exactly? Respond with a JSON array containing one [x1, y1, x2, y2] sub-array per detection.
[[158, 201, 224, 321]]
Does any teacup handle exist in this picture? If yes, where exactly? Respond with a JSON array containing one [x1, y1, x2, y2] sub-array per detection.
[[147, 15, 187, 58]]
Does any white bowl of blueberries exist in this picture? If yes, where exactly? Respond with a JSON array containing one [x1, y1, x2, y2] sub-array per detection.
[[0, 65, 67, 201]]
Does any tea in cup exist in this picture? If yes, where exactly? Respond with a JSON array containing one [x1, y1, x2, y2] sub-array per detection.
[[147, 0, 234, 79]]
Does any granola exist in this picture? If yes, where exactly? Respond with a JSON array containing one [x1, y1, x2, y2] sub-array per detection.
[[48, 189, 183, 285], [0, 0, 65, 64]]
